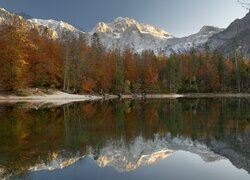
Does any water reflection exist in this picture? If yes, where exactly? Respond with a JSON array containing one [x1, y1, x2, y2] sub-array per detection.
[[0, 99, 249, 179]]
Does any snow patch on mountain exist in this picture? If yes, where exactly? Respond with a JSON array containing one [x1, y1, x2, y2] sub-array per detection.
[[161, 26, 224, 55], [29, 155, 82, 171], [28, 18, 85, 39], [0, 8, 7, 13], [0, 7, 20, 23]]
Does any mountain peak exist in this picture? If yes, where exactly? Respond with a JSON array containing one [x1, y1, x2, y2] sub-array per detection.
[[0, 8, 11, 16], [113, 16, 137, 23], [0, 8, 7, 12], [207, 10, 250, 58], [29, 18, 84, 34], [114, 16, 131, 21], [199, 26, 222, 33], [92, 22, 111, 33], [92, 16, 172, 39]]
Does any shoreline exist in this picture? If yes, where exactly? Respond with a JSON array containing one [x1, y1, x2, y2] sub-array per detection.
[[180, 93, 250, 98], [0, 91, 103, 105], [121, 93, 250, 99], [1, 91, 250, 103], [1, 92, 249, 109]]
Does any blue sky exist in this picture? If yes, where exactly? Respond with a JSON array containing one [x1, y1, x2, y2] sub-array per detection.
[[0, 0, 248, 37]]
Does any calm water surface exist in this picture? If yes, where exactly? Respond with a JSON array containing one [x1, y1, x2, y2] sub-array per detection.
[[0, 98, 249, 180]]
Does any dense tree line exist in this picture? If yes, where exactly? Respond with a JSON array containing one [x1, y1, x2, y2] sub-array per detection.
[[0, 18, 250, 94]]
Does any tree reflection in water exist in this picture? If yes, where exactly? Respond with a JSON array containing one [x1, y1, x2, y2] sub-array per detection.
[[0, 99, 249, 178]]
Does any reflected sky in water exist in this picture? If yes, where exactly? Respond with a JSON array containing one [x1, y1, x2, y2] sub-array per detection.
[[29, 151, 249, 180]]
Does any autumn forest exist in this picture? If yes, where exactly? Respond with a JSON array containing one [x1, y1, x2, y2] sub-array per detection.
[[0, 17, 250, 95]]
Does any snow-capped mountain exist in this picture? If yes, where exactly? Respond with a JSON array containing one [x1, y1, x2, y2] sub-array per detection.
[[25, 135, 223, 174], [29, 153, 82, 171], [28, 18, 85, 39], [91, 17, 171, 39], [89, 17, 223, 55], [3, 132, 250, 177], [161, 26, 223, 54], [90, 17, 173, 53], [0, 8, 223, 55], [95, 135, 223, 172], [0, 8, 84, 40], [22, 133, 250, 174]]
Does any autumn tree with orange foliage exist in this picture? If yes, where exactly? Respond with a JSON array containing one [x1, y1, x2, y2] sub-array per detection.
[[0, 17, 32, 90], [197, 58, 220, 92], [28, 29, 62, 88]]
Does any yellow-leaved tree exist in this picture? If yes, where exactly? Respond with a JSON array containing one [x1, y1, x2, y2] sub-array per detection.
[[0, 16, 31, 90]]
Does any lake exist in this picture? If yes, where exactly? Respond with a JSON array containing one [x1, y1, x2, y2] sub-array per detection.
[[0, 98, 250, 180]]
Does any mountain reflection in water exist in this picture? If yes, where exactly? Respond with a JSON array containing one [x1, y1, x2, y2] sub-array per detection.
[[0, 99, 249, 179]]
